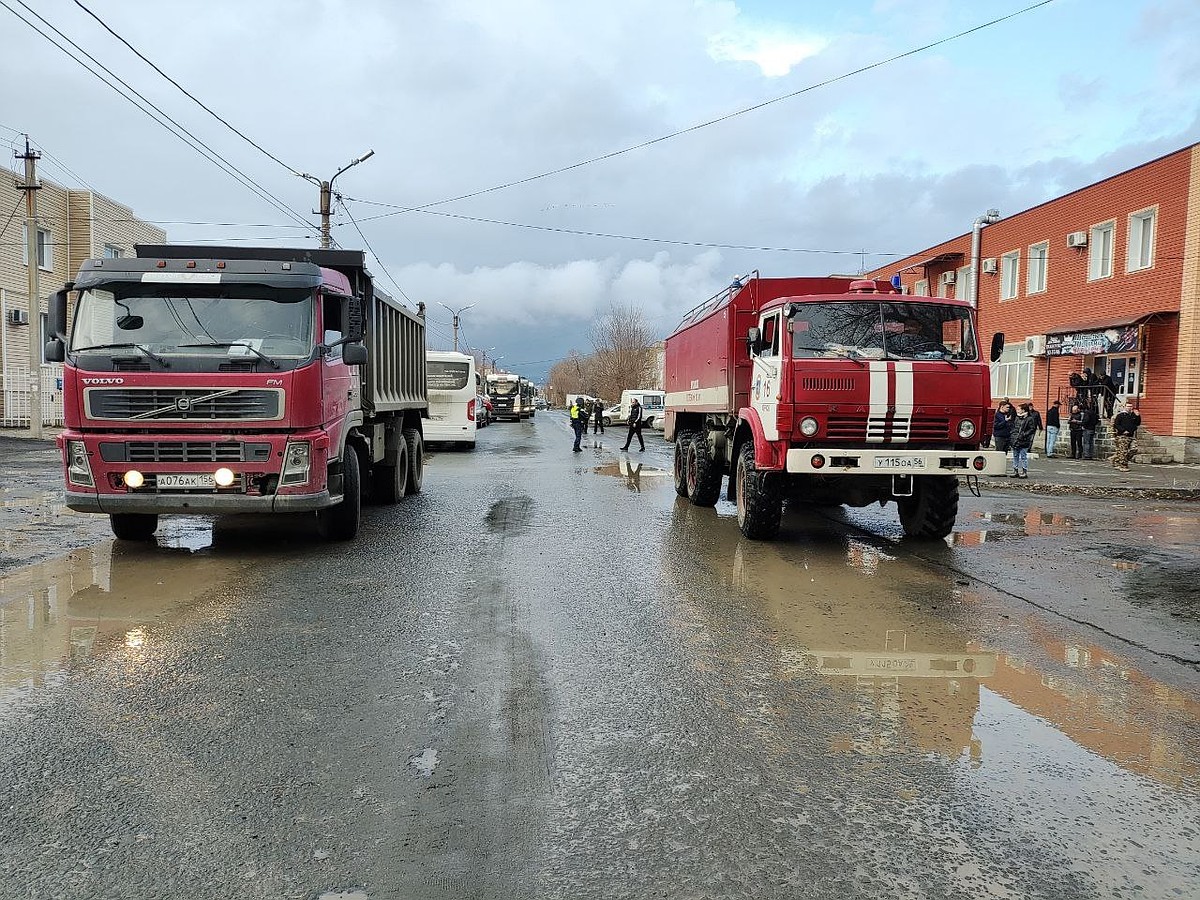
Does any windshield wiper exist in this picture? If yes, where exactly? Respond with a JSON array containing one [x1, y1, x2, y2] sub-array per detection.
[[72, 342, 170, 367], [178, 341, 279, 369], [823, 346, 867, 368]]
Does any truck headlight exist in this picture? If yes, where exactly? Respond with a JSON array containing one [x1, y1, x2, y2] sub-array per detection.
[[67, 440, 94, 487], [957, 419, 977, 439], [281, 441, 311, 486], [800, 417, 819, 436]]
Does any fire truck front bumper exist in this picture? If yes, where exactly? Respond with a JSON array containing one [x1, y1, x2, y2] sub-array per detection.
[[785, 448, 1007, 476], [65, 489, 334, 515]]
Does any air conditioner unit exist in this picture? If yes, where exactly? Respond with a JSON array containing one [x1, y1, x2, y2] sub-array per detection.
[[982, 257, 998, 274], [7, 309, 29, 326], [1025, 334, 1047, 356], [941, 271, 956, 285], [1067, 231, 1088, 248]]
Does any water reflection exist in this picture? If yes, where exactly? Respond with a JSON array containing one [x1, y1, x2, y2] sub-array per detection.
[[594, 458, 666, 493], [951, 507, 1085, 544]]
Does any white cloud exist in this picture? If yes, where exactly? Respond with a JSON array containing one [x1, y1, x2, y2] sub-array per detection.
[[707, 29, 830, 77]]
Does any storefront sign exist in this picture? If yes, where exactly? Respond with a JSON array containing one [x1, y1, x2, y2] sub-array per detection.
[[1045, 325, 1139, 356]]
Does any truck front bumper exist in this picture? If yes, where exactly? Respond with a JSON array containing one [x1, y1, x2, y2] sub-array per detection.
[[785, 448, 1007, 476], [65, 489, 333, 515]]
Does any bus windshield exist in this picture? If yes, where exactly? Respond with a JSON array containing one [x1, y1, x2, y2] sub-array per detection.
[[790, 302, 978, 362]]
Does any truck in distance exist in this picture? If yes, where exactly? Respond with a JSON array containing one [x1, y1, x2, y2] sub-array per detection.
[[45, 245, 428, 542], [487, 372, 533, 421], [664, 276, 1005, 540]]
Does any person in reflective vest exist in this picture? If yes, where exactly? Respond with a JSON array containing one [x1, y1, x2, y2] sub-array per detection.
[[569, 400, 583, 452]]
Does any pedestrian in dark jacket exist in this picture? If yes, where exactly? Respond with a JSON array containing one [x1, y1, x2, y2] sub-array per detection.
[[1068, 403, 1084, 458], [621, 398, 645, 452], [1009, 405, 1037, 478], [1112, 401, 1141, 471], [1100, 372, 1118, 418], [992, 402, 1013, 452], [579, 401, 591, 437], [592, 399, 605, 434], [1045, 400, 1061, 457], [1081, 403, 1099, 460]]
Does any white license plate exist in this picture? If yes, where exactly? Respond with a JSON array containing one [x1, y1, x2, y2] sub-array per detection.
[[157, 473, 214, 489], [873, 457, 926, 470]]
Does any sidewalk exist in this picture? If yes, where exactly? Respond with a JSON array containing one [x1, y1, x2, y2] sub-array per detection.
[[982, 454, 1200, 501]]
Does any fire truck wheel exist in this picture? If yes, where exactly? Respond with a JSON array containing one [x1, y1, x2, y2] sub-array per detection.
[[110, 513, 158, 541], [371, 436, 409, 505], [686, 435, 722, 507], [897, 476, 959, 540], [403, 428, 424, 495], [317, 446, 362, 540], [673, 431, 695, 497], [736, 442, 782, 540]]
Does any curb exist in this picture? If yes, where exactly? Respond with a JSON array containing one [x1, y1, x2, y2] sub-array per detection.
[[981, 480, 1200, 501]]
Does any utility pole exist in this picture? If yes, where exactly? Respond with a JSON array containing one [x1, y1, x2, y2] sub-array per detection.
[[439, 303, 475, 353], [302, 150, 374, 249], [16, 137, 43, 438]]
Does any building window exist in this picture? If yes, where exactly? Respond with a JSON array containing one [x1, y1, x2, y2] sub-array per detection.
[[1088, 221, 1114, 280], [103, 244, 123, 259], [1027, 241, 1048, 294], [1000, 251, 1020, 300], [1126, 207, 1156, 272], [992, 343, 1032, 400], [913, 278, 929, 297], [955, 265, 973, 303], [22, 225, 54, 270]]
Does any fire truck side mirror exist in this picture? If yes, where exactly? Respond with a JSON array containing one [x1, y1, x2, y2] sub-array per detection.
[[989, 332, 1005, 363], [747, 326, 762, 355]]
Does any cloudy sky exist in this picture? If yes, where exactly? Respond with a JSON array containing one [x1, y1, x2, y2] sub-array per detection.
[[2, 0, 1198, 380]]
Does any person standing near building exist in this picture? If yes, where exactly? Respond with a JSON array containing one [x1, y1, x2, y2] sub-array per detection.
[[1009, 404, 1037, 478], [1068, 403, 1084, 459], [592, 399, 605, 434], [1081, 401, 1099, 460], [569, 399, 583, 452], [1100, 371, 1119, 418], [1112, 401, 1141, 472], [1045, 400, 1061, 458], [621, 397, 646, 452], [992, 402, 1013, 454]]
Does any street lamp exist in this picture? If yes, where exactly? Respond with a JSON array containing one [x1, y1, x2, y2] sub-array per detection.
[[439, 302, 475, 353], [301, 149, 375, 249]]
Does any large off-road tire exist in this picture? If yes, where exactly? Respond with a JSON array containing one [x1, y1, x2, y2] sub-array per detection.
[[403, 428, 424, 495], [735, 441, 782, 540], [686, 434, 723, 507], [317, 445, 362, 540], [371, 436, 409, 505], [110, 513, 158, 541], [897, 476, 959, 540], [673, 430, 695, 497]]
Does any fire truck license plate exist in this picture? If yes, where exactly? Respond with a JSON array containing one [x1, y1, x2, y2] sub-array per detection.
[[157, 473, 214, 489], [873, 457, 926, 470]]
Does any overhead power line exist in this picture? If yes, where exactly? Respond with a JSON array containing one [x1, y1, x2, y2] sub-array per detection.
[[351, 0, 1056, 220], [0, 0, 318, 235], [335, 196, 414, 306], [69, 0, 303, 178]]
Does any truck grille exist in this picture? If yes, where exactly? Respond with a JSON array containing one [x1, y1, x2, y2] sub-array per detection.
[[827, 415, 950, 442], [86, 388, 282, 421], [99, 441, 272, 463]]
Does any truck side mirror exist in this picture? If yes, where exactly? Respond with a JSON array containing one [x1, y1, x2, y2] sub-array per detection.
[[44, 286, 70, 362], [343, 343, 368, 366], [989, 332, 1005, 363], [747, 326, 761, 355]]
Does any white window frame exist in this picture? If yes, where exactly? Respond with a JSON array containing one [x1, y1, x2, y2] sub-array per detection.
[[1000, 251, 1020, 300], [1126, 207, 1156, 273], [102, 244, 124, 259], [1027, 241, 1048, 294], [21, 225, 54, 271], [991, 343, 1032, 400], [955, 265, 973, 303], [1088, 220, 1115, 281], [914, 278, 929, 297]]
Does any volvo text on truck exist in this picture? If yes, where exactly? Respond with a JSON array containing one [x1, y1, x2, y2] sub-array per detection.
[[664, 276, 1005, 540], [46, 245, 428, 542]]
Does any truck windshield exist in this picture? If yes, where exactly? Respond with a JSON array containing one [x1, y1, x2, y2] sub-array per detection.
[[790, 302, 978, 362], [70, 286, 315, 360], [427, 361, 471, 391], [490, 380, 518, 395]]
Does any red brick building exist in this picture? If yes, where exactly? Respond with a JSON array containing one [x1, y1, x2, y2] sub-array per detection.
[[867, 142, 1200, 462]]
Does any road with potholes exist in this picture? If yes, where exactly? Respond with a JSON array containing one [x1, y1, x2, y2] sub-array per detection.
[[1, 422, 1197, 899]]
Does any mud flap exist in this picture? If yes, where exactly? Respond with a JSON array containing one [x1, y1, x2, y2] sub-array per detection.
[[892, 473, 914, 498]]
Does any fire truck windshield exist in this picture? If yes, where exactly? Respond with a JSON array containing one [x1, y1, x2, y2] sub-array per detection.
[[790, 302, 977, 362], [70, 286, 315, 362]]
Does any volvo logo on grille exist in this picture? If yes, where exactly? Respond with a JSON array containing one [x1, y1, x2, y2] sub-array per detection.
[[175, 397, 192, 412]]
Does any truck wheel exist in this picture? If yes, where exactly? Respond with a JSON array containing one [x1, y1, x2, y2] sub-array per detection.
[[673, 430, 695, 497], [317, 446, 362, 540], [686, 435, 722, 507], [372, 437, 409, 505], [736, 442, 782, 540], [403, 428, 424, 495], [110, 513, 158, 541], [898, 476, 959, 540]]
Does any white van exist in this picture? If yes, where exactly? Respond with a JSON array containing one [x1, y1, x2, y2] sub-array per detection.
[[607, 389, 666, 429], [426, 350, 478, 449]]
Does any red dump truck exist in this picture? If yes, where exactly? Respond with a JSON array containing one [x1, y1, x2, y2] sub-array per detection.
[[664, 276, 1006, 540], [45, 245, 427, 542]]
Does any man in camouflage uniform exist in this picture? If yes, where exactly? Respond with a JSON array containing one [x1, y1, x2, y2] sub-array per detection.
[[1111, 401, 1141, 472]]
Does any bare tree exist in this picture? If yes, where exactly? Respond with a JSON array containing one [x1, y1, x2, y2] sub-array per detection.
[[589, 304, 658, 400]]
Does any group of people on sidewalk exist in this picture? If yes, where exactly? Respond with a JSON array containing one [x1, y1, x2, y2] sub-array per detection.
[[992, 393, 1141, 477], [568, 397, 645, 453]]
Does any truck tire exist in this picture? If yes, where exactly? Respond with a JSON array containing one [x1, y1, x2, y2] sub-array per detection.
[[372, 437, 409, 505], [110, 513, 158, 541], [686, 434, 723, 507], [673, 430, 695, 497], [897, 476, 959, 540], [736, 442, 782, 540], [317, 446, 362, 540], [403, 428, 424, 495]]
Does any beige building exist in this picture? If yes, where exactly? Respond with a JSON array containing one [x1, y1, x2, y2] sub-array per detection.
[[1, 172, 165, 425]]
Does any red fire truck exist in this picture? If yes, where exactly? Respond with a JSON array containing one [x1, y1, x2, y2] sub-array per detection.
[[664, 276, 1005, 540], [45, 245, 428, 542]]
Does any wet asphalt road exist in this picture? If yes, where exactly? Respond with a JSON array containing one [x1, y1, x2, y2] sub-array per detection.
[[1, 419, 1198, 899]]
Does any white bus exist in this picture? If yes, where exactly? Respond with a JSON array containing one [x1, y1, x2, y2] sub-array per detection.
[[426, 350, 478, 449]]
